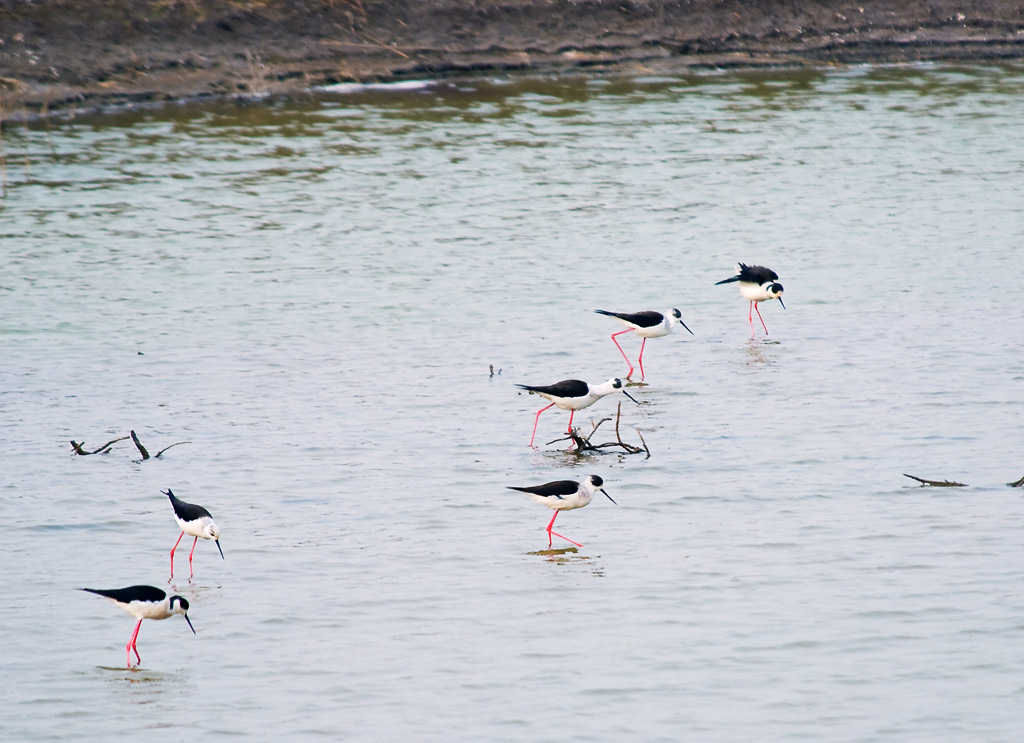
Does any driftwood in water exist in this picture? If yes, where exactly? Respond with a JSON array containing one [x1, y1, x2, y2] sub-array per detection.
[[547, 402, 650, 458], [903, 473, 967, 487], [1008, 474, 1024, 488], [130, 430, 150, 459], [70, 435, 129, 455], [130, 429, 191, 460]]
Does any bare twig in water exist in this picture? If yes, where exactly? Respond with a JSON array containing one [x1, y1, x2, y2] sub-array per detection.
[[155, 442, 191, 457], [635, 429, 651, 458], [130, 430, 150, 460], [70, 436, 129, 455], [903, 473, 967, 487], [130, 430, 191, 460], [1007, 474, 1024, 488], [546, 402, 650, 458]]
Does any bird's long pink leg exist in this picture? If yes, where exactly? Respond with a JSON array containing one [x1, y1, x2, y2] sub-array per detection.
[[169, 532, 184, 579], [529, 403, 555, 447], [753, 302, 769, 335], [610, 329, 635, 378], [126, 620, 143, 667], [565, 410, 577, 450], [748, 301, 754, 327], [545, 511, 583, 548], [188, 536, 199, 579], [637, 337, 647, 380]]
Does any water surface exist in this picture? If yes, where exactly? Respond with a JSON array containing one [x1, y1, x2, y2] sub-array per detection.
[[2, 65, 1024, 741]]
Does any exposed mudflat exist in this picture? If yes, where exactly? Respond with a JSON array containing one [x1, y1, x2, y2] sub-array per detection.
[[2, 0, 1023, 117]]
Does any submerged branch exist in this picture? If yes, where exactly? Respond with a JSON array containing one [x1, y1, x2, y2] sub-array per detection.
[[155, 441, 192, 457], [70, 430, 189, 459], [70, 435, 129, 455], [546, 402, 650, 458], [903, 473, 967, 487], [131, 429, 191, 460], [635, 429, 651, 458], [130, 430, 151, 460]]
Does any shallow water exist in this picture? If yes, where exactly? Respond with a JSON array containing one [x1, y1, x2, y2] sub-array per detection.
[[2, 64, 1024, 741]]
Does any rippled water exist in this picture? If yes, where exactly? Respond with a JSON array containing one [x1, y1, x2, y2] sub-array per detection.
[[3, 64, 1024, 741]]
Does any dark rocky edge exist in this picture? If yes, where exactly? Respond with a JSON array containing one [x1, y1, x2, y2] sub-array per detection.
[[1, 1, 1023, 119]]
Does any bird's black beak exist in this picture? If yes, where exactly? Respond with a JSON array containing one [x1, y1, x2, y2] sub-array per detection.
[[601, 488, 617, 505], [622, 389, 640, 405], [680, 320, 694, 335], [184, 614, 197, 635], [778, 297, 786, 310], [215, 539, 225, 560]]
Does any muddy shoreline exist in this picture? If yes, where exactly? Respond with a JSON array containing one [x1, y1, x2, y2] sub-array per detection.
[[1, 1, 1023, 119]]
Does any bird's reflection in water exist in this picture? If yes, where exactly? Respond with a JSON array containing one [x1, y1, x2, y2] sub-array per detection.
[[528, 546, 580, 558], [744, 337, 781, 366], [528, 547, 605, 575]]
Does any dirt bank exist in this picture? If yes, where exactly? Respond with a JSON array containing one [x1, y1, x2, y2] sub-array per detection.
[[2, 0, 1023, 118]]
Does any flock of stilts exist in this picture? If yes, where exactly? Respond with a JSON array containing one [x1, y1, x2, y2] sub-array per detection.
[[506, 262, 785, 548], [81, 488, 224, 667], [80, 262, 783, 667]]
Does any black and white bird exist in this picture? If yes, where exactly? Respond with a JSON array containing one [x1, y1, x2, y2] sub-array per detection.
[[81, 585, 195, 667], [515, 377, 639, 447], [715, 263, 785, 334], [508, 475, 616, 548], [163, 488, 223, 581], [595, 308, 693, 380]]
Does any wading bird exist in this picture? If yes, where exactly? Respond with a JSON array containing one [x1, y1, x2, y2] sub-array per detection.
[[164, 488, 224, 580], [515, 377, 639, 447], [594, 308, 692, 380], [508, 475, 616, 548], [715, 263, 785, 334], [81, 585, 195, 667]]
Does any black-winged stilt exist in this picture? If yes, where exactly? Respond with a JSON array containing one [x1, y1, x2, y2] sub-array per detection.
[[515, 377, 639, 447], [164, 488, 223, 580], [508, 475, 616, 548], [595, 308, 693, 380], [81, 585, 195, 667], [715, 263, 785, 334]]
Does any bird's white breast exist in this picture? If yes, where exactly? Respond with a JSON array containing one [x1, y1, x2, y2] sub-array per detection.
[[634, 319, 672, 338], [739, 282, 775, 303], [539, 391, 597, 411], [177, 515, 215, 539], [530, 491, 592, 511], [116, 598, 173, 621]]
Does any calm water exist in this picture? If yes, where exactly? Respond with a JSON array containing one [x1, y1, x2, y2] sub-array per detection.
[[2, 64, 1024, 741]]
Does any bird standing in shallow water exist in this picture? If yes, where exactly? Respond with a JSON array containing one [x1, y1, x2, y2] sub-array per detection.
[[595, 308, 693, 380], [164, 488, 224, 581], [515, 377, 639, 447], [508, 475, 616, 548], [81, 585, 195, 667], [715, 263, 785, 334]]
